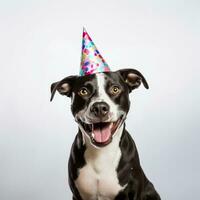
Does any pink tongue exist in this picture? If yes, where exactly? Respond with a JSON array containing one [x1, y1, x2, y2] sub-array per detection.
[[93, 124, 112, 143]]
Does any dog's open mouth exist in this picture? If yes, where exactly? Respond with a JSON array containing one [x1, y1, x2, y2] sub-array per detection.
[[79, 117, 123, 147]]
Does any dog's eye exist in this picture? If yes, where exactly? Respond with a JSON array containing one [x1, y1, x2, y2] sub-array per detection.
[[78, 88, 89, 97], [110, 85, 121, 95]]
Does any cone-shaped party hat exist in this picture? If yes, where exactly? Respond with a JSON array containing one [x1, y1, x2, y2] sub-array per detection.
[[80, 28, 110, 76]]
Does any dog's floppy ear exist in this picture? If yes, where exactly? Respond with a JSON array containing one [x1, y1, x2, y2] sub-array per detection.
[[117, 68, 149, 92], [50, 75, 78, 101]]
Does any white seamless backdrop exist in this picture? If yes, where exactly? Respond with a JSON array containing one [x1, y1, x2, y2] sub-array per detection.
[[0, 0, 200, 200]]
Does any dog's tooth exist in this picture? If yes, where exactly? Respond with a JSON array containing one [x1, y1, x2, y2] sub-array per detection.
[[92, 133, 95, 138], [109, 122, 114, 128]]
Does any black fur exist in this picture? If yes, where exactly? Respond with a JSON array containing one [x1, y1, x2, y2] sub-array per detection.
[[51, 69, 161, 200], [68, 127, 160, 200], [68, 131, 86, 200]]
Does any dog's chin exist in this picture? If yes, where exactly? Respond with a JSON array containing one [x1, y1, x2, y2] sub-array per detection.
[[78, 116, 124, 147]]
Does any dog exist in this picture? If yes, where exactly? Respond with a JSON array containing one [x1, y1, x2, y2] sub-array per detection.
[[51, 68, 161, 200]]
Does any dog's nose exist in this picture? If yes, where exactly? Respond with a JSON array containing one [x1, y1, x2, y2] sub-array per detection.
[[90, 102, 110, 118]]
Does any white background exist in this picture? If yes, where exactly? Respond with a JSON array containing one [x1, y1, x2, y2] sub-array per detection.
[[1, 0, 200, 199]]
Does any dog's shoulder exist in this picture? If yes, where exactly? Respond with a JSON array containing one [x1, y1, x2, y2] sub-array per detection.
[[68, 130, 86, 180], [117, 128, 143, 185]]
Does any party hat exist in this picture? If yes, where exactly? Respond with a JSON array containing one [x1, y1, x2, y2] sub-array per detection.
[[80, 28, 110, 76]]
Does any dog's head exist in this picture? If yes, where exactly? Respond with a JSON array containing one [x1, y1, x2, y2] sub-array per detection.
[[51, 69, 149, 147]]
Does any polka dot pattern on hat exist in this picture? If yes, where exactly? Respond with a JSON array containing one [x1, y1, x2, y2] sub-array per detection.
[[80, 28, 110, 76]]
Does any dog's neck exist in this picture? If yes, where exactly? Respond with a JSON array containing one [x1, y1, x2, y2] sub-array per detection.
[[79, 123, 124, 152]]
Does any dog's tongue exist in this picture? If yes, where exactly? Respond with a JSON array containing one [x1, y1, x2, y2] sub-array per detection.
[[93, 123, 112, 143]]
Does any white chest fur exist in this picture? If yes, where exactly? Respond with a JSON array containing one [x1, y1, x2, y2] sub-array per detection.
[[75, 126, 125, 200]]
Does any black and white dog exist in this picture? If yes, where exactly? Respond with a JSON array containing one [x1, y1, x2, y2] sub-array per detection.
[[51, 68, 161, 200]]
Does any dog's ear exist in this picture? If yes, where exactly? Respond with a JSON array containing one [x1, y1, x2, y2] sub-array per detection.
[[117, 68, 149, 92], [50, 75, 78, 101]]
